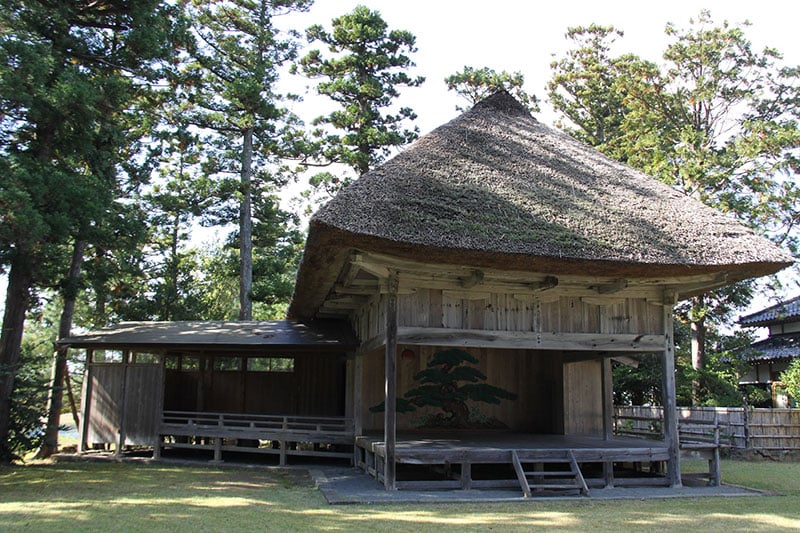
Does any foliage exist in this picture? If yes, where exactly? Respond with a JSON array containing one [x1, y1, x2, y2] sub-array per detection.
[[370, 348, 517, 428], [296, 4, 424, 188], [549, 13, 800, 401], [614, 320, 764, 407], [0, 0, 183, 460], [779, 358, 800, 404], [445, 66, 539, 112], [180, 0, 311, 319]]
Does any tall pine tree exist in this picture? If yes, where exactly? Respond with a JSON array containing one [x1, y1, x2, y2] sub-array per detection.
[[181, 0, 311, 320]]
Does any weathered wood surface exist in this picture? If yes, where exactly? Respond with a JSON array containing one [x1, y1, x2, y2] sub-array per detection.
[[394, 328, 665, 352], [85, 362, 162, 447], [617, 405, 800, 453], [354, 289, 665, 345], [354, 431, 672, 492], [159, 411, 355, 464], [355, 432, 670, 464]]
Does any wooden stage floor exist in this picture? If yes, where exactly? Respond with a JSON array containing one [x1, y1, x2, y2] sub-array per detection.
[[356, 431, 669, 463], [355, 431, 672, 491]]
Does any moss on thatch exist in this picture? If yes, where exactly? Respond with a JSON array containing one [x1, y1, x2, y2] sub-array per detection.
[[289, 91, 792, 319]]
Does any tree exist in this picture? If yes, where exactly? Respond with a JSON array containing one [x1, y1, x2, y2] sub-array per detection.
[[136, 123, 216, 321], [0, 0, 181, 460], [445, 66, 539, 112], [549, 13, 800, 403], [779, 359, 800, 406], [182, 0, 311, 320], [296, 4, 424, 189]]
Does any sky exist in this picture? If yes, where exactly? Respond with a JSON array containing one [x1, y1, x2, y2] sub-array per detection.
[[282, 0, 800, 133], [1, 0, 798, 319]]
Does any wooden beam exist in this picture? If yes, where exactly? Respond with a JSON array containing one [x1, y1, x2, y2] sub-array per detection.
[[397, 327, 665, 352], [383, 270, 399, 490], [592, 279, 628, 294], [459, 269, 484, 289], [661, 290, 682, 488], [529, 275, 559, 291], [611, 355, 640, 368]]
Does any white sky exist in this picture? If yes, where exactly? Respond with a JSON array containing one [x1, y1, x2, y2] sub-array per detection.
[[283, 0, 800, 133], [1, 0, 798, 318]]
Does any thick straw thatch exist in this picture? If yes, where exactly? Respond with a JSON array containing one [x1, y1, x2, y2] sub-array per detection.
[[290, 92, 792, 318]]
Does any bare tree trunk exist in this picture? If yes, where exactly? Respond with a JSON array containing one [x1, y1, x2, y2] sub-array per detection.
[[0, 255, 34, 461], [37, 239, 86, 458], [691, 294, 706, 406], [239, 127, 254, 321]]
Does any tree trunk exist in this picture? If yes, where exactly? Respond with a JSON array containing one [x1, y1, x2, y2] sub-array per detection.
[[36, 239, 86, 459], [0, 255, 35, 460], [239, 127, 254, 320], [691, 294, 706, 406]]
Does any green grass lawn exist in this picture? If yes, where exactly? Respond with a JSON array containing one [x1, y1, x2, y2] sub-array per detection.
[[1, 459, 798, 532]]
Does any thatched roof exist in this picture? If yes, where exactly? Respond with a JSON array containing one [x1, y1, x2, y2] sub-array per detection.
[[290, 91, 792, 319]]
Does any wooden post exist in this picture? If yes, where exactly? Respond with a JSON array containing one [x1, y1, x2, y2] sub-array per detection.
[[384, 270, 399, 490], [661, 291, 682, 487], [77, 350, 93, 453], [601, 356, 614, 487], [152, 355, 166, 461], [116, 351, 130, 458], [353, 354, 363, 467]]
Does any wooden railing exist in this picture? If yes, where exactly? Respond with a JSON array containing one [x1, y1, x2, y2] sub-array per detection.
[[614, 408, 721, 486], [157, 411, 354, 464]]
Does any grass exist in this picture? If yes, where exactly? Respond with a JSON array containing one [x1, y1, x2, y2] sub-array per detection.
[[0, 459, 799, 532]]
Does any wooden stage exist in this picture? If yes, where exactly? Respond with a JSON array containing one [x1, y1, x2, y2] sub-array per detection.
[[355, 432, 672, 494]]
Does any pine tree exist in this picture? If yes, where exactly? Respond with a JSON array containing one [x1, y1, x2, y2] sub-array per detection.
[[445, 66, 539, 112], [181, 0, 311, 320], [296, 4, 424, 191]]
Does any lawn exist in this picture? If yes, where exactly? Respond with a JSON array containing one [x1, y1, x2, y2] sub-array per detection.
[[0, 459, 798, 532]]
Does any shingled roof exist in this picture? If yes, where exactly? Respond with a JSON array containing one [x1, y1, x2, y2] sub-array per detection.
[[289, 92, 792, 319], [739, 294, 800, 327]]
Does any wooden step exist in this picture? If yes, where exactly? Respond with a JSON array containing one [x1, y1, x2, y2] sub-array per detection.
[[512, 449, 590, 497]]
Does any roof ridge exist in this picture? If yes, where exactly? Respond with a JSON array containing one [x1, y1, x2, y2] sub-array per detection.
[[471, 90, 531, 117]]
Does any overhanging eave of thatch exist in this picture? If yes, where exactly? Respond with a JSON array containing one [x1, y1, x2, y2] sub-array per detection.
[[287, 221, 792, 320]]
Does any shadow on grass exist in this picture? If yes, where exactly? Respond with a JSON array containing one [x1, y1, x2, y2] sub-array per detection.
[[0, 460, 799, 531]]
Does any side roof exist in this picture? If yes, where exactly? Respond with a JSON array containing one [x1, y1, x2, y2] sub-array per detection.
[[739, 295, 800, 328], [290, 92, 793, 319], [58, 320, 356, 353]]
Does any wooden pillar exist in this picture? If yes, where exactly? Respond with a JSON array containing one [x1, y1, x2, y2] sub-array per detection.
[[353, 355, 363, 436], [661, 291, 682, 487], [601, 357, 613, 440], [384, 270, 399, 490], [601, 356, 614, 487], [152, 355, 166, 460], [116, 351, 130, 458], [77, 350, 93, 453]]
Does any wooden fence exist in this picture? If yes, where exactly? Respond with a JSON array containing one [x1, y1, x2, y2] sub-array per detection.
[[615, 406, 800, 455]]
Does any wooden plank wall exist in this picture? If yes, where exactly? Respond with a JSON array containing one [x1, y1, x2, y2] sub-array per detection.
[[563, 360, 603, 435], [163, 354, 346, 417], [123, 364, 163, 444], [352, 290, 663, 338], [358, 345, 565, 433], [86, 363, 162, 446], [350, 289, 663, 438], [86, 365, 123, 444]]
